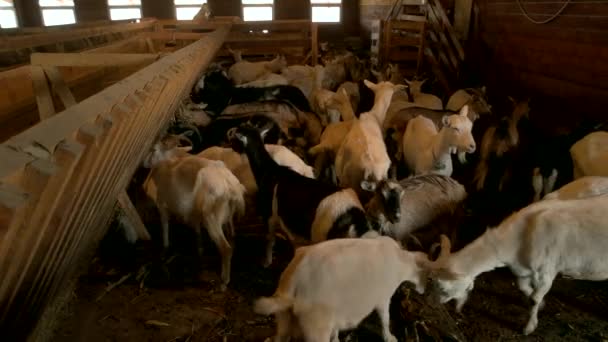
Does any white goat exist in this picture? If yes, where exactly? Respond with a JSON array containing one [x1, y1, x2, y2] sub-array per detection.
[[254, 236, 430, 342], [402, 105, 476, 176], [228, 55, 287, 85], [429, 193, 608, 335], [543, 176, 608, 201], [198, 144, 315, 196], [405, 78, 443, 110], [570, 131, 608, 179], [143, 137, 246, 289], [335, 80, 404, 192]]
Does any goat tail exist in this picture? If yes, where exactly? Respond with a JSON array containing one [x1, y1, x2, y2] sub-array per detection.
[[254, 295, 293, 316]]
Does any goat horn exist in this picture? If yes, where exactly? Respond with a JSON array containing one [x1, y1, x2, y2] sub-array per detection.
[[437, 234, 452, 261]]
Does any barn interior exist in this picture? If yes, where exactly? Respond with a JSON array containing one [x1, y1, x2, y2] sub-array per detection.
[[1, 0, 608, 341]]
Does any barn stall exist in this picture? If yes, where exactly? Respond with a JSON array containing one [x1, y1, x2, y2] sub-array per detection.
[[1, 1, 607, 341]]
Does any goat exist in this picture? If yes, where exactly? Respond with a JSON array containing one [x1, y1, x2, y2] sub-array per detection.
[[308, 119, 355, 184], [335, 80, 405, 193], [310, 65, 340, 126], [472, 99, 530, 192], [254, 236, 430, 342], [366, 175, 467, 244], [446, 87, 492, 117], [198, 144, 315, 196], [543, 176, 608, 200], [237, 73, 289, 88], [228, 54, 287, 85], [405, 78, 443, 110], [570, 131, 608, 179], [229, 124, 374, 267], [402, 105, 476, 176], [429, 193, 608, 335], [191, 69, 311, 116], [143, 136, 245, 290], [336, 81, 360, 115]]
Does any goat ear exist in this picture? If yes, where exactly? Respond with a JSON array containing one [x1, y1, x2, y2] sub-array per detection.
[[459, 105, 469, 117], [177, 146, 193, 153], [442, 115, 450, 127], [360, 180, 377, 192], [395, 84, 407, 92], [404, 78, 411, 85], [341, 87, 349, 97], [508, 96, 515, 104], [259, 124, 273, 139], [420, 78, 428, 86], [363, 79, 377, 91], [481, 86, 487, 94]]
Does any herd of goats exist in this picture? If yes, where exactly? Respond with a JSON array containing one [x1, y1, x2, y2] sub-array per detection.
[[126, 48, 608, 341]]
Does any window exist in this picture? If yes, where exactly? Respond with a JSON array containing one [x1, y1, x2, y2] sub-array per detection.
[[311, 0, 341, 23], [174, 0, 206, 20], [242, 0, 273, 22], [0, 0, 18, 28], [39, 0, 76, 26], [108, 0, 141, 21]]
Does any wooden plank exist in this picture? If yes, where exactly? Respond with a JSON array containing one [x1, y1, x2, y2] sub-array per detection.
[[145, 38, 156, 53], [31, 53, 162, 67], [454, 0, 474, 40], [390, 20, 426, 31], [30, 66, 55, 121], [117, 191, 151, 241], [388, 49, 422, 61], [0, 19, 156, 51], [391, 35, 423, 47], [43, 66, 77, 109], [311, 23, 318, 66]]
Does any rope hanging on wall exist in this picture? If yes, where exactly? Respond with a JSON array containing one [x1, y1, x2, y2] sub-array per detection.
[[515, 0, 572, 24]]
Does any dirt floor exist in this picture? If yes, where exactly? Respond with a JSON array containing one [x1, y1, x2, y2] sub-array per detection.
[[52, 213, 608, 342]]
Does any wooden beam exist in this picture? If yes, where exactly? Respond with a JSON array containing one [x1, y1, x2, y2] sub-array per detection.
[[43, 66, 77, 109], [31, 53, 162, 67], [29, 66, 54, 121], [454, 0, 473, 41], [311, 23, 318, 66], [116, 191, 151, 241]]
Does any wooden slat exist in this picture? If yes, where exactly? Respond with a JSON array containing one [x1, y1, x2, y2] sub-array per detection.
[[391, 35, 423, 47], [117, 190, 151, 241], [31, 53, 162, 67], [30, 66, 55, 121], [43, 66, 77, 109], [390, 20, 426, 31]]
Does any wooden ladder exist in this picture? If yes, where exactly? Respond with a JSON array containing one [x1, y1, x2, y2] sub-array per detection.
[[382, 0, 465, 94], [381, 0, 427, 79]]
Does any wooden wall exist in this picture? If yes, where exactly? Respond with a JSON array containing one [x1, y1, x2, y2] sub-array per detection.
[[472, 0, 608, 122]]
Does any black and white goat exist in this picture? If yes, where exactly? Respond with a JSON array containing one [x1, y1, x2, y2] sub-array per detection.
[[229, 124, 374, 267], [191, 69, 312, 116]]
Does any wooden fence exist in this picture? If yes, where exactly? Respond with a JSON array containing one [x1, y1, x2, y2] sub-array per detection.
[[0, 24, 230, 341]]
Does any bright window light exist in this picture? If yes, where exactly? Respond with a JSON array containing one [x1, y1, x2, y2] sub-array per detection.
[[108, 0, 140, 5], [109, 7, 141, 20], [39, 0, 74, 6], [174, 0, 204, 4], [312, 6, 340, 22], [243, 0, 272, 4], [0, 9, 17, 28], [174, 0, 206, 20], [0, 0, 18, 28], [176, 6, 202, 20], [243, 6, 272, 21], [41, 8, 75, 26]]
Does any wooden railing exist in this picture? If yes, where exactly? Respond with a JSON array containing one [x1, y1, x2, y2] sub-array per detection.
[[0, 18, 157, 69], [0, 25, 230, 341], [152, 19, 318, 64]]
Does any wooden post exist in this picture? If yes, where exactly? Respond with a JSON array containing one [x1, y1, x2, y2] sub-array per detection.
[[117, 191, 151, 241], [43, 66, 77, 109], [454, 0, 473, 41], [30, 66, 55, 121], [311, 23, 318, 66]]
